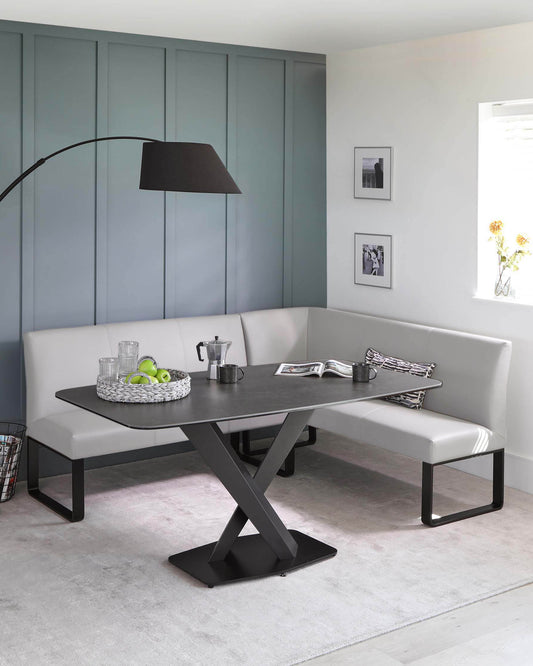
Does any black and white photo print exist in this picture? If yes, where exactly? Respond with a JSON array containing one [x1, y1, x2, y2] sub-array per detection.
[[354, 147, 391, 199], [362, 243, 385, 276], [355, 233, 392, 288]]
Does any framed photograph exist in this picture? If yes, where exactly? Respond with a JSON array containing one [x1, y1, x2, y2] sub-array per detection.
[[354, 147, 391, 200], [354, 233, 392, 288]]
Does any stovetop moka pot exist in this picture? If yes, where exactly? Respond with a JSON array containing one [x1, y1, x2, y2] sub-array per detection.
[[196, 336, 232, 380]]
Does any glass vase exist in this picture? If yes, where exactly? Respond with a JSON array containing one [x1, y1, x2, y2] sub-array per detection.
[[494, 263, 512, 297]]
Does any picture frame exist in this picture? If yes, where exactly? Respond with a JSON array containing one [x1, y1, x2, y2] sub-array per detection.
[[354, 147, 392, 200], [354, 233, 392, 288]]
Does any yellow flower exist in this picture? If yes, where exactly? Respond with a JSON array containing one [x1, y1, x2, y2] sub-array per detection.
[[516, 234, 529, 247], [489, 220, 504, 235]]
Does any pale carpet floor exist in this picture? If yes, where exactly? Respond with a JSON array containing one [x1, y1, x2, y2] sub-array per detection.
[[306, 581, 533, 665], [3, 434, 533, 665]]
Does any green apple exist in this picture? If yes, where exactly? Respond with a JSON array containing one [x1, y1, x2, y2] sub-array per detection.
[[138, 358, 157, 376], [156, 368, 171, 383], [138, 375, 158, 384], [125, 373, 142, 384]]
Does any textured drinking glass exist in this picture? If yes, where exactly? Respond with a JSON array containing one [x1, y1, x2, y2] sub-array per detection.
[[99, 357, 119, 382], [118, 340, 139, 378]]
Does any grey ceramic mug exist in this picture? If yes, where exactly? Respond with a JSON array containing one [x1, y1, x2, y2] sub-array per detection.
[[218, 364, 245, 384], [352, 362, 377, 383]]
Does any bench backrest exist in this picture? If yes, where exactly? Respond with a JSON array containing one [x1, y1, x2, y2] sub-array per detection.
[[240, 307, 309, 365], [307, 308, 512, 437], [24, 306, 512, 439], [24, 313, 247, 424]]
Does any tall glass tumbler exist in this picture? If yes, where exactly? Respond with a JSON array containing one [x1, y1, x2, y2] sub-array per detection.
[[118, 340, 139, 379]]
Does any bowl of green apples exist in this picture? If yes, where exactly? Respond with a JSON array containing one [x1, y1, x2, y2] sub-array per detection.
[[96, 355, 190, 403], [124, 355, 171, 385]]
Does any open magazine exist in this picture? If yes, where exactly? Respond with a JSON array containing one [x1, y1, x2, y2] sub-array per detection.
[[275, 360, 352, 378]]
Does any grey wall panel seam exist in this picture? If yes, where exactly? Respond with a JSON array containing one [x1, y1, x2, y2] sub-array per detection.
[[9, 31, 25, 420], [95, 39, 109, 324], [164, 46, 177, 319], [225, 53, 238, 314], [93, 41, 99, 325], [20, 31, 35, 335], [163, 47, 167, 319], [283, 58, 294, 308], [224, 52, 230, 315]]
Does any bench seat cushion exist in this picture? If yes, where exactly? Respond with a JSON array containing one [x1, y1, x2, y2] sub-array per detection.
[[309, 400, 503, 465], [30, 409, 188, 460], [29, 408, 285, 460]]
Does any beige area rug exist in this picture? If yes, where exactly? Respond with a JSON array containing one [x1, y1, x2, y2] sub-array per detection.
[[2, 433, 533, 666]]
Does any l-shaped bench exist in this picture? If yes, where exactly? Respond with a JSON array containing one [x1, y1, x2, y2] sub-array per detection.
[[23, 307, 511, 526]]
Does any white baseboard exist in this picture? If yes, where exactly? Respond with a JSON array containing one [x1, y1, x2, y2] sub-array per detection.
[[451, 450, 533, 495]]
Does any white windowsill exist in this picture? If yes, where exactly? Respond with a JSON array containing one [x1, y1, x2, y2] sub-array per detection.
[[474, 292, 533, 307]]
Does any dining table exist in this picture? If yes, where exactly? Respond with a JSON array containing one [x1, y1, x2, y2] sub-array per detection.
[[56, 363, 441, 587]]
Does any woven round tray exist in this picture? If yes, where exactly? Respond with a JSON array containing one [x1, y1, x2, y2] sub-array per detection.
[[96, 369, 191, 403]]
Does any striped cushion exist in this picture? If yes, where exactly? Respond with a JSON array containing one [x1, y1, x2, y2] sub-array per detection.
[[365, 347, 437, 410]]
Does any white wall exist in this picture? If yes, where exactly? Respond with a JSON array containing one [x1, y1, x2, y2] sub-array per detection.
[[327, 21, 533, 493]]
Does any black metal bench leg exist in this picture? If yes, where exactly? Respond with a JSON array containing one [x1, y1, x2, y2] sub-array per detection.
[[230, 432, 240, 453], [277, 447, 295, 477], [237, 426, 317, 477], [242, 430, 252, 456], [26, 437, 85, 522], [421, 449, 504, 527]]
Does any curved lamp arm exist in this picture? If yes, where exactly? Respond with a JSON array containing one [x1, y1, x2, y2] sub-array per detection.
[[0, 135, 159, 204]]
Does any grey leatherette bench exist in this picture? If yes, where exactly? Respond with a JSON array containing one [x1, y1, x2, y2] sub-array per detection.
[[23, 307, 511, 525]]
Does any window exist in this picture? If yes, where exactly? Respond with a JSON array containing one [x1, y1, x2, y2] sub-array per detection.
[[478, 100, 533, 301]]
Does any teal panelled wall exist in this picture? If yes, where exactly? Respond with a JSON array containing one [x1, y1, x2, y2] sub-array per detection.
[[229, 56, 286, 313], [0, 20, 326, 425], [291, 61, 327, 306], [105, 43, 166, 323], [172, 50, 228, 317], [33, 36, 97, 331]]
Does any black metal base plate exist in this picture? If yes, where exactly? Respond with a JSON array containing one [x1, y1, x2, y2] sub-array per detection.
[[168, 530, 337, 587]]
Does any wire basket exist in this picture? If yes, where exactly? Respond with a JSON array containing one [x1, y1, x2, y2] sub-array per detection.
[[0, 422, 27, 502], [96, 369, 191, 403]]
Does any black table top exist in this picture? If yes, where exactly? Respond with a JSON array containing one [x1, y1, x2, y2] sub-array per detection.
[[56, 364, 441, 430]]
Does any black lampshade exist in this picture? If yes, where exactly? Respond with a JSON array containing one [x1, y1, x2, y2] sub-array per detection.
[[139, 142, 241, 194]]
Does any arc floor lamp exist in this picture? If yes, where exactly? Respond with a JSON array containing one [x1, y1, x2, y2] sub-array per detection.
[[0, 135, 241, 203], [0, 137, 239, 523]]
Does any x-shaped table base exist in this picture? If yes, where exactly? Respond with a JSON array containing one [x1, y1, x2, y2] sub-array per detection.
[[168, 410, 337, 587]]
